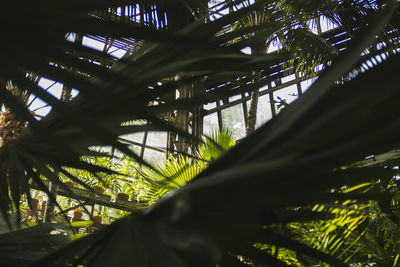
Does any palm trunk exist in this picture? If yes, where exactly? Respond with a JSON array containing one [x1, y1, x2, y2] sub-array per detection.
[[0, 83, 28, 149], [0, 109, 25, 149], [246, 43, 266, 135]]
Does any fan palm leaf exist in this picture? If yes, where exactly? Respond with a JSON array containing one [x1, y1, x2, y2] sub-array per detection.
[[0, 0, 399, 266], [140, 128, 235, 203], [23, 1, 400, 266], [0, 223, 70, 267], [0, 0, 279, 224]]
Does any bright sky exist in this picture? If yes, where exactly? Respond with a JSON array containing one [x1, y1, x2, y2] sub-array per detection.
[[29, 36, 127, 117]]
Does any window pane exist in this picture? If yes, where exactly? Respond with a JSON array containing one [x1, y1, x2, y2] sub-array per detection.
[[221, 104, 245, 139], [255, 94, 273, 129], [203, 113, 219, 135]]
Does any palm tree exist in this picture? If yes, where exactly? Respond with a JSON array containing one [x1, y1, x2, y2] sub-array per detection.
[[140, 128, 235, 203], [1, 0, 400, 266], [233, 0, 386, 134]]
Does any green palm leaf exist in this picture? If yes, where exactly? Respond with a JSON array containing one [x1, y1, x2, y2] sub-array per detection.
[[0, 0, 399, 266]]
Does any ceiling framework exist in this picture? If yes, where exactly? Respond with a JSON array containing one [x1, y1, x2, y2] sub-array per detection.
[[59, 1, 398, 160], [27, 3, 400, 226], [81, 7, 400, 162]]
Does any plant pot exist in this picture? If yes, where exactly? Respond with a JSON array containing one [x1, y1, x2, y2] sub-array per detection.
[[116, 193, 129, 201], [73, 210, 82, 219], [64, 181, 75, 187], [93, 215, 102, 224], [93, 186, 105, 194]]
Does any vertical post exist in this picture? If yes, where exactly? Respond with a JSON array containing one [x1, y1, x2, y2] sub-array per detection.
[[269, 91, 276, 118], [139, 131, 148, 161], [216, 100, 223, 130], [295, 72, 303, 96], [43, 181, 57, 222], [191, 81, 204, 153], [242, 92, 248, 128], [166, 89, 177, 158]]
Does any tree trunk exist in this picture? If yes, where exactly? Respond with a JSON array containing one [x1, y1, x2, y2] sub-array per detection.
[[0, 82, 28, 149], [175, 84, 191, 155], [0, 109, 25, 149], [246, 43, 266, 135]]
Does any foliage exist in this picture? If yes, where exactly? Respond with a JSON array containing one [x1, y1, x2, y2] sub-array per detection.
[[0, 222, 71, 266], [200, 128, 236, 162], [61, 152, 123, 194], [140, 129, 235, 203], [0, 0, 400, 266]]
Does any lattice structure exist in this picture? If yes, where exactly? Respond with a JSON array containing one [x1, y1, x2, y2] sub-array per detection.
[[53, 3, 400, 163], [26, 5, 400, 226]]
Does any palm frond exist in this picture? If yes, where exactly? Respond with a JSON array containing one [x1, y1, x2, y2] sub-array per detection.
[[23, 1, 400, 266], [0, 0, 399, 266], [0, 0, 276, 224], [0, 223, 70, 266]]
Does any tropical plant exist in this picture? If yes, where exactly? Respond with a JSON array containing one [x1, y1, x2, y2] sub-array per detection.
[[63, 153, 124, 194], [200, 128, 236, 161], [0, 0, 400, 266], [140, 128, 235, 203], [0, 223, 71, 266], [140, 155, 204, 203], [230, 0, 383, 134]]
